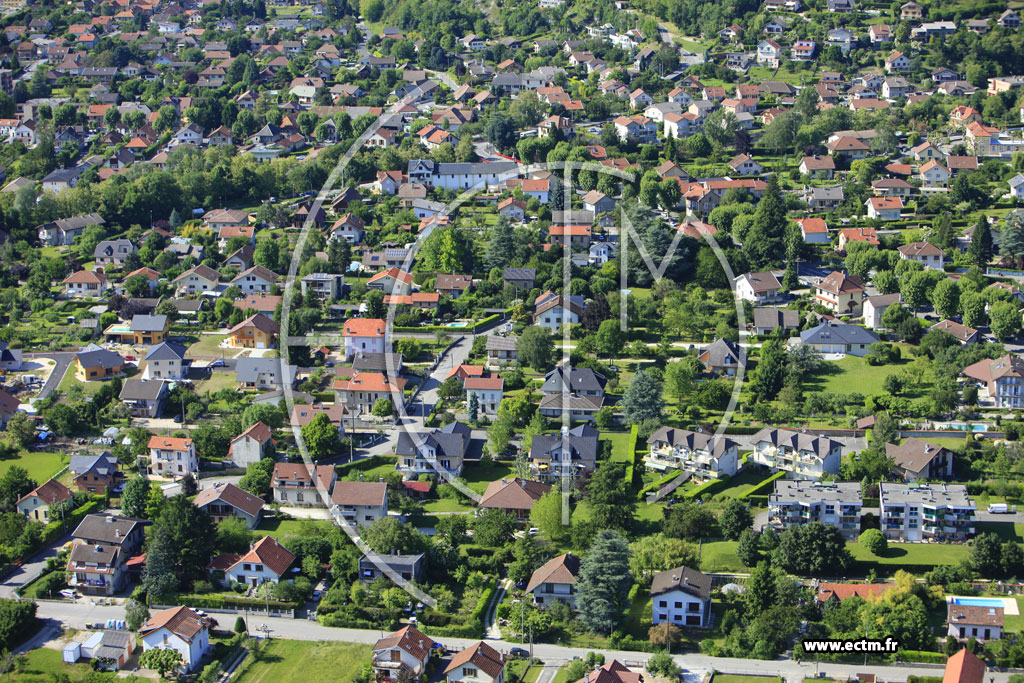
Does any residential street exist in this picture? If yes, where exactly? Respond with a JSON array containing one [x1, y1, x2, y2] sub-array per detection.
[[28, 600, 992, 682], [24, 351, 76, 401]]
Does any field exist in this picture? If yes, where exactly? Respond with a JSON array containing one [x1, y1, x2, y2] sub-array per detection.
[[699, 540, 744, 572], [187, 334, 230, 358], [255, 517, 331, 539], [0, 450, 67, 482], [462, 459, 515, 494], [232, 640, 370, 683], [601, 431, 634, 463], [7, 647, 121, 683], [805, 354, 928, 397], [847, 541, 970, 566]]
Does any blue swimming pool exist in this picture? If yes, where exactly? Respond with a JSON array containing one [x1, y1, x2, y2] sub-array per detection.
[[951, 598, 1006, 607]]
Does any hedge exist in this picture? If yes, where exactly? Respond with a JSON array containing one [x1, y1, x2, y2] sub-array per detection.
[[683, 475, 732, 500], [721, 425, 765, 435], [899, 652, 947, 665], [624, 424, 640, 488], [637, 471, 683, 500], [319, 611, 384, 629], [160, 593, 298, 611], [739, 471, 786, 499]]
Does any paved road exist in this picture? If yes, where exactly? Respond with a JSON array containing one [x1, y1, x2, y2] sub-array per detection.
[[29, 600, 1007, 682], [0, 531, 72, 599], [25, 351, 76, 401]]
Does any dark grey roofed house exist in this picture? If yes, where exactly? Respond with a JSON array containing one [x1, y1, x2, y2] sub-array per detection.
[[752, 308, 802, 335], [503, 268, 536, 289], [127, 298, 161, 314], [395, 421, 473, 461], [352, 352, 404, 375], [144, 341, 187, 362], [129, 315, 167, 332], [530, 424, 600, 471], [72, 514, 144, 545], [169, 299, 205, 314], [75, 345, 125, 370], [650, 565, 712, 600], [800, 321, 880, 356], [69, 452, 119, 477], [698, 338, 747, 375], [118, 378, 168, 417], [540, 366, 607, 396], [358, 553, 424, 582], [93, 239, 135, 262]]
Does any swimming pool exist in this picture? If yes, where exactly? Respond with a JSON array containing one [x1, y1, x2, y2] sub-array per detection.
[[950, 598, 1006, 607], [444, 322, 469, 328]]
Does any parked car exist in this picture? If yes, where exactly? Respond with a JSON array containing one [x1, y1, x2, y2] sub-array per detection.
[[509, 648, 529, 659]]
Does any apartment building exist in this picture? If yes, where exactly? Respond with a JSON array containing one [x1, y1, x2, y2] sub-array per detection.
[[749, 427, 842, 479], [768, 480, 863, 538], [645, 427, 739, 480], [879, 483, 975, 542]]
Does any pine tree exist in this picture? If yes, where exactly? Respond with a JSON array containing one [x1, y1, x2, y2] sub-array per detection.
[[467, 392, 479, 422], [576, 530, 632, 635], [968, 215, 994, 267]]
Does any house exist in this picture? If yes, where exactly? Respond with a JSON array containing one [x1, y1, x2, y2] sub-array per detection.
[[69, 452, 122, 494], [370, 626, 435, 682], [148, 436, 198, 478], [529, 425, 600, 480], [864, 294, 902, 329], [367, 268, 415, 296], [63, 270, 109, 298], [886, 438, 954, 482], [838, 227, 880, 251], [750, 427, 843, 479], [800, 320, 879, 356], [814, 271, 865, 316], [526, 553, 580, 606], [948, 604, 1003, 642], [497, 198, 526, 222], [1000, 9, 1021, 28], [331, 481, 388, 526], [612, 115, 658, 144], [534, 294, 585, 332], [194, 482, 264, 528], [226, 314, 280, 349], [395, 421, 472, 479], [1009, 174, 1024, 200], [406, 159, 519, 191], [931, 319, 979, 345], [74, 345, 125, 382], [790, 40, 816, 61], [471, 475, 554, 525], [343, 318, 387, 360], [646, 427, 739, 479], [582, 190, 616, 214], [330, 214, 366, 243], [880, 482, 975, 542], [900, 1, 922, 19], [142, 342, 188, 380], [866, 197, 903, 220], [235, 358, 297, 391], [796, 218, 829, 244], [230, 265, 278, 295], [503, 268, 536, 291], [799, 155, 835, 179], [757, 40, 781, 67], [827, 136, 870, 160], [436, 274, 474, 299], [17, 479, 73, 522], [752, 308, 801, 336], [118, 379, 168, 417], [227, 421, 274, 468], [882, 76, 912, 100], [486, 336, 518, 366], [920, 160, 951, 188], [769, 480, 862, 538], [301, 273, 345, 301], [271, 463, 337, 506], [444, 641, 505, 683], [358, 553, 425, 583], [212, 537, 295, 588], [872, 178, 914, 197], [465, 376, 503, 415], [898, 241, 944, 269], [698, 338, 746, 377], [805, 186, 845, 212], [139, 607, 213, 673], [944, 649, 987, 683], [650, 566, 712, 628], [961, 354, 1024, 408], [173, 265, 221, 295], [93, 239, 136, 267], [67, 514, 146, 596], [728, 154, 762, 176], [102, 314, 169, 346], [734, 271, 782, 303]]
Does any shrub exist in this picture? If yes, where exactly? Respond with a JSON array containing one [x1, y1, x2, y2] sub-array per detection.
[[859, 528, 888, 556]]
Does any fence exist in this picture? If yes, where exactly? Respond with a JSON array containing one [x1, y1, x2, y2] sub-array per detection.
[[153, 603, 295, 619]]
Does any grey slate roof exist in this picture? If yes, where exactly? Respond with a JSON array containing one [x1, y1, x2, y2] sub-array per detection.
[[119, 378, 167, 401], [650, 566, 711, 599], [395, 421, 472, 460], [503, 268, 536, 282], [76, 345, 124, 370], [540, 366, 607, 395], [800, 320, 880, 346], [144, 341, 187, 362], [69, 452, 119, 477], [72, 514, 143, 544], [647, 427, 737, 458], [753, 308, 801, 330], [129, 314, 167, 332], [530, 425, 600, 464]]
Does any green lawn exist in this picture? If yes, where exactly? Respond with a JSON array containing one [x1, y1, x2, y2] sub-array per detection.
[[0, 450, 67, 483], [974, 521, 1024, 542], [1003, 596, 1024, 632], [8, 647, 121, 683], [712, 469, 775, 499], [700, 540, 744, 572], [601, 431, 634, 463], [424, 498, 474, 513], [805, 354, 931, 398], [196, 370, 240, 395], [57, 371, 112, 397], [187, 334, 229, 358], [847, 542, 970, 567], [462, 459, 515, 495], [255, 517, 331, 539], [233, 640, 370, 683]]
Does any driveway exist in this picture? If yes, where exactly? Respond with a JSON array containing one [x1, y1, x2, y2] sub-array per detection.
[[0, 530, 73, 598], [25, 351, 77, 401]]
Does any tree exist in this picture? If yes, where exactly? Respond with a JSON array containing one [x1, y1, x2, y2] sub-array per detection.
[[4, 413, 35, 448], [301, 413, 340, 460], [772, 523, 851, 574], [968, 217, 994, 266], [125, 599, 150, 632], [371, 398, 393, 418], [576, 530, 632, 635], [719, 500, 752, 541], [665, 357, 701, 402], [216, 517, 254, 554], [473, 509, 517, 547], [991, 300, 1019, 342], [485, 113, 516, 152], [745, 176, 788, 269], [751, 338, 786, 402], [140, 647, 184, 679], [508, 534, 544, 584], [438, 376, 464, 402], [931, 278, 960, 320], [663, 501, 716, 541], [586, 462, 636, 532], [628, 534, 698, 582], [859, 528, 888, 556], [152, 495, 217, 583], [595, 319, 626, 357], [736, 529, 762, 567], [646, 652, 681, 676], [620, 370, 664, 424], [121, 477, 151, 519], [531, 489, 570, 543], [517, 326, 554, 372], [0, 466, 35, 509], [970, 532, 1003, 577], [239, 458, 275, 498], [361, 516, 426, 555]]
